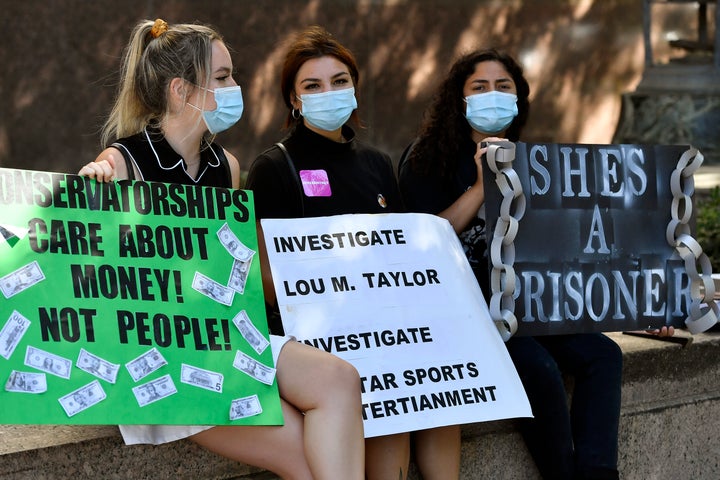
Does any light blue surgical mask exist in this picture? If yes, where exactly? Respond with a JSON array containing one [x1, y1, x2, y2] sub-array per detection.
[[189, 85, 244, 134], [299, 87, 357, 131], [464, 91, 518, 134]]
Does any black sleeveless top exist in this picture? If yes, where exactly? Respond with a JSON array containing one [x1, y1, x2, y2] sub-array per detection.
[[111, 127, 231, 187]]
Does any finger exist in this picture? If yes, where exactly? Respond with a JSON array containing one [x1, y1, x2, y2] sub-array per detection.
[[98, 160, 116, 182], [106, 153, 117, 171], [78, 163, 101, 179], [644, 327, 664, 336], [645, 326, 675, 337], [475, 142, 488, 162], [79, 161, 114, 182], [476, 136, 506, 158], [93, 161, 112, 182]]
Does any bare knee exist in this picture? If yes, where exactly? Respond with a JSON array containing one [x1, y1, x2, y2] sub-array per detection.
[[275, 342, 362, 412], [321, 355, 362, 397]]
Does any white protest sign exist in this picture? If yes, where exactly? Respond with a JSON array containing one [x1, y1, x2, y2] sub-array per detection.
[[262, 213, 531, 438]]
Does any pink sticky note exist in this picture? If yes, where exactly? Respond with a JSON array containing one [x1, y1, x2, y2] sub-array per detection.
[[299, 169, 332, 197]]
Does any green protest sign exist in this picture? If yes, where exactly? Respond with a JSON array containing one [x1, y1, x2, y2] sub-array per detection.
[[0, 168, 282, 426]]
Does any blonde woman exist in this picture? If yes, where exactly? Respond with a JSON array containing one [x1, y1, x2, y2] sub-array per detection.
[[79, 19, 364, 480]]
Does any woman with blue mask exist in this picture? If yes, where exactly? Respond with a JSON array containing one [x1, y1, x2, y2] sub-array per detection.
[[79, 19, 366, 480], [246, 26, 432, 480], [399, 48, 630, 480]]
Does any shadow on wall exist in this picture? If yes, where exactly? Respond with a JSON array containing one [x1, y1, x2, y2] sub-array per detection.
[[0, 0, 676, 175]]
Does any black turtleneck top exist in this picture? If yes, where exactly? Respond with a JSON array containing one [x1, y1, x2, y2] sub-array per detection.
[[246, 122, 402, 219]]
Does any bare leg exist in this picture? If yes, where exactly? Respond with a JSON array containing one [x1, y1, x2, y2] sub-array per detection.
[[413, 425, 461, 480], [276, 341, 365, 480], [190, 399, 313, 480], [365, 432, 411, 480]]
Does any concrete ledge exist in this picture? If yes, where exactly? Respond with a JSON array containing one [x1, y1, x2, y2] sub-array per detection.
[[0, 425, 266, 480], [2, 331, 719, 479]]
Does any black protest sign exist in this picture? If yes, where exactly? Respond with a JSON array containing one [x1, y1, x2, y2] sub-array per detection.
[[483, 143, 700, 336]]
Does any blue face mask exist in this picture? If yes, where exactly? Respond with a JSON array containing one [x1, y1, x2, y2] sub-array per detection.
[[464, 91, 518, 134], [299, 87, 357, 131], [190, 85, 244, 134]]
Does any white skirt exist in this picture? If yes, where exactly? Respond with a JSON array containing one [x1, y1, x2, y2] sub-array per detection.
[[119, 334, 292, 445]]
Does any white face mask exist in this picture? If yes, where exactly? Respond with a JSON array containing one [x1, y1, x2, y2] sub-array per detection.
[[464, 91, 518, 134], [299, 87, 357, 131], [189, 85, 244, 134]]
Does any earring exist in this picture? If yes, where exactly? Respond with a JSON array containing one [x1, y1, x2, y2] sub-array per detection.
[[291, 108, 300, 120]]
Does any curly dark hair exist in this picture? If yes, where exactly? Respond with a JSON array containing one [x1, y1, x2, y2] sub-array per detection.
[[407, 48, 530, 179]]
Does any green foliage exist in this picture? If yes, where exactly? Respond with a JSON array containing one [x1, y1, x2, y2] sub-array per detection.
[[696, 186, 720, 273]]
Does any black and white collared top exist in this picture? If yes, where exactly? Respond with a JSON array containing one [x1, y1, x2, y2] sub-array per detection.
[[111, 127, 231, 187]]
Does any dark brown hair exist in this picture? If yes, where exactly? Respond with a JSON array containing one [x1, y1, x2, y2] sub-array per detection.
[[280, 26, 361, 128]]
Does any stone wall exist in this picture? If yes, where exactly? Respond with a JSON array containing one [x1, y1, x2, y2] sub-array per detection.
[[0, 0, 660, 176]]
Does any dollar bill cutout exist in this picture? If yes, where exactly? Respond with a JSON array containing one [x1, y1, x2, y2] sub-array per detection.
[[58, 380, 107, 417], [192, 271, 234, 306], [125, 347, 167, 382], [180, 363, 224, 393], [77, 348, 120, 384], [5, 370, 47, 394], [232, 310, 269, 355], [228, 257, 253, 294], [217, 223, 255, 261], [232, 350, 276, 386], [1, 261, 45, 298], [0, 310, 31, 360], [229, 394, 263, 420], [132, 374, 177, 407], [24, 345, 72, 379]]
